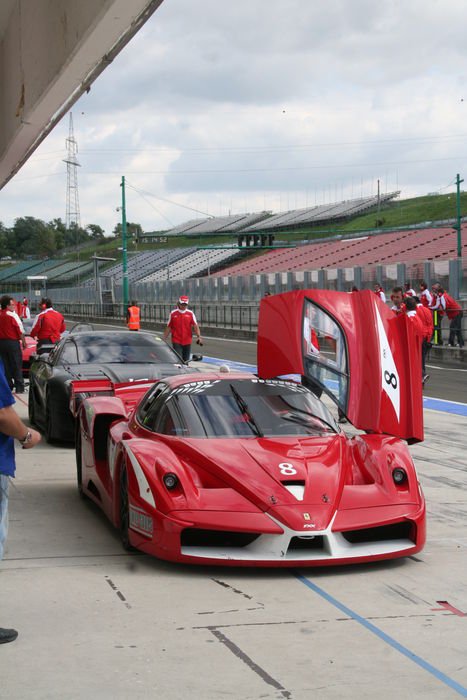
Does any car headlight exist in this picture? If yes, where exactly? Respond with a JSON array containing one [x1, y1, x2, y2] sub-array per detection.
[[392, 467, 407, 485], [163, 473, 179, 491]]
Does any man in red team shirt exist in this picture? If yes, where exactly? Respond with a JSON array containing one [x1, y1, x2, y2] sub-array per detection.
[[30, 297, 66, 353], [163, 296, 202, 362], [0, 296, 26, 393], [390, 287, 405, 315], [413, 296, 434, 385], [404, 297, 426, 385]]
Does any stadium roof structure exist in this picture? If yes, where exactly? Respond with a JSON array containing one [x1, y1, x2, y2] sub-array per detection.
[[242, 192, 400, 232]]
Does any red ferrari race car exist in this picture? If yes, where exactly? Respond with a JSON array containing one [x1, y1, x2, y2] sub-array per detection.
[[73, 290, 426, 567]]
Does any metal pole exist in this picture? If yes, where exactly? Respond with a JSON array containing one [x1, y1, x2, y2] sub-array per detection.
[[121, 176, 129, 308]]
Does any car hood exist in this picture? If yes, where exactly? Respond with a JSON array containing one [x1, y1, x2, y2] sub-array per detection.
[[170, 434, 348, 531], [66, 362, 191, 383]]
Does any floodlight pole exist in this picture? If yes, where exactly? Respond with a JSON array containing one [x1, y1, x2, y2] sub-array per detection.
[[120, 176, 129, 308]]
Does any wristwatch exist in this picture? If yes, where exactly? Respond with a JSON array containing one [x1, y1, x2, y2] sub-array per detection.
[[19, 430, 32, 445]]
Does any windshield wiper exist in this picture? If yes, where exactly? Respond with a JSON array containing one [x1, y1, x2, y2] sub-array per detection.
[[229, 384, 263, 437], [279, 399, 337, 432], [279, 411, 334, 433]]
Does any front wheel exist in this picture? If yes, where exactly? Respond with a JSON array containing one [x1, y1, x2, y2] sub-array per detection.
[[119, 467, 133, 551], [75, 427, 86, 499]]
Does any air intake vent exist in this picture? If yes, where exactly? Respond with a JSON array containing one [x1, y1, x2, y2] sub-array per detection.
[[181, 529, 260, 548], [288, 536, 325, 551], [282, 480, 305, 501], [341, 522, 414, 544]]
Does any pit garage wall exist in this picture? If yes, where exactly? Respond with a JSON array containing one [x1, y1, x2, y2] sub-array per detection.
[[0, 0, 164, 188]]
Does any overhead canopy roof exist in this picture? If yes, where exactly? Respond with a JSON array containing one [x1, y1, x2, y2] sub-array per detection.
[[0, 0, 164, 189]]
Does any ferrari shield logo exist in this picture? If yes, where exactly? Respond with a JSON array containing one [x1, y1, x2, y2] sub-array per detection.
[[303, 513, 310, 520]]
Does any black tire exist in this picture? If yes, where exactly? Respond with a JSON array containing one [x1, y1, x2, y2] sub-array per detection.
[[119, 467, 133, 551], [75, 427, 86, 499], [28, 384, 36, 426], [45, 396, 54, 443]]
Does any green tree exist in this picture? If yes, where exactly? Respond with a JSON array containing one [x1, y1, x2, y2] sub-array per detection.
[[0, 222, 11, 257], [12, 216, 56, 256], [64, 222, 89, 248], [49, 218, 67, 250], [86, 223, 105, 241], [113, 222, 143, 239]]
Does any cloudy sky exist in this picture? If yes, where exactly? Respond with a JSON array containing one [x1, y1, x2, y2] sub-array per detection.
[[2, 0, 467, 235]]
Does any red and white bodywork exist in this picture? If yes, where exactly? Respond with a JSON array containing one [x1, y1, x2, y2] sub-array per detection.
[[74, 291, 425, 567]]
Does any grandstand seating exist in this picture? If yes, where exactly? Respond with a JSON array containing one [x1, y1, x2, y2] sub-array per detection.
[[46, 261, 94, 282], [4, 259, 66, 284], [159, 212, 271, 237], [95, 249, 197, 285], [138, 247, 243, 283], [243, 193, 399, 231], [0, 260, 41, 281], [211, 227, 467, 277]]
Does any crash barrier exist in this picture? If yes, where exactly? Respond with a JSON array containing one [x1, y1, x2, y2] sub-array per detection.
[[58, 301, 260, 332]]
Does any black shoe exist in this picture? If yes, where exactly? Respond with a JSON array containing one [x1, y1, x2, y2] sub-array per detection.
[[0, 628, 18, 644], [422, 374, 430, 386]]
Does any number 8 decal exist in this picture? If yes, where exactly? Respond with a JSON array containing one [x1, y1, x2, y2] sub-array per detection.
[[279, 462, 297, 475], [384, 370, 398, 389]]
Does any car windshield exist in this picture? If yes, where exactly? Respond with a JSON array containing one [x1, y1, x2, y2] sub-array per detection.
[[156, 378, 338, 438], [72, 333, 181, 364]]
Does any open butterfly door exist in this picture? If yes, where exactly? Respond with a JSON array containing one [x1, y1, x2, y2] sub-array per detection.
[[257, 289, 423, 443]]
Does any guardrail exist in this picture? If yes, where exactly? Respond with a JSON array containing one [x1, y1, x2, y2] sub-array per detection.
[[58, 301, 260, 332]]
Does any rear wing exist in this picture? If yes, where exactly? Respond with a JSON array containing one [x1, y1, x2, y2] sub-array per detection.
[[70, 378, 156, 417]]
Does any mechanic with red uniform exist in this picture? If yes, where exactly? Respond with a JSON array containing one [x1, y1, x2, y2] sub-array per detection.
[[0, 296, 26, 393], [419, 282, 432, 308], [403, 282, 416, 297], [404, 297, 425, 384], [373, 283, 386, 303], [414, 296, 434, 385], [163, 296, 202, 362], [30, 297, 66, 353], [433, 286, 464, 347], [126, 301, 140, 331], [390, 286, 405, 315]]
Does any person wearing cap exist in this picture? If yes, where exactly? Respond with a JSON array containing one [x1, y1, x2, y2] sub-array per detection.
[[163, 296, 202, 362], [30, 297, 66, 353]]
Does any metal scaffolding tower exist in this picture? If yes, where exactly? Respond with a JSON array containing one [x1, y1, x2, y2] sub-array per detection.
[[63, 112, 81, 229]]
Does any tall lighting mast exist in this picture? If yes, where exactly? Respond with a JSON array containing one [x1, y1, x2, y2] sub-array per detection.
[[63, 112, 81, 229]]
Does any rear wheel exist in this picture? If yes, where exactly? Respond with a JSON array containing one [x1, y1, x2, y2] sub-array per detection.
[[45, 396, 54, 443], [119, 467, 133, 551]]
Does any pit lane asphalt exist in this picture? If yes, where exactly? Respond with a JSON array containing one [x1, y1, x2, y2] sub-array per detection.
[[2, 326, 466, 699]]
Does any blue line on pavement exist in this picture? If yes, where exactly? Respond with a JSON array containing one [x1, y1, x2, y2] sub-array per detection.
[[423, 397, 467, 416], [204, 356, 467, 416], [294, 572, 467, 697]]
